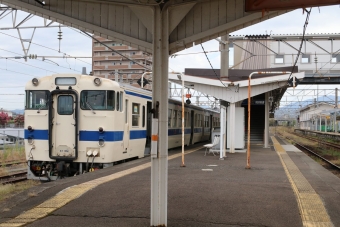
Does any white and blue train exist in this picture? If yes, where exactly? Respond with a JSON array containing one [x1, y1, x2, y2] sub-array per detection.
[[24, 74, 220, 180]]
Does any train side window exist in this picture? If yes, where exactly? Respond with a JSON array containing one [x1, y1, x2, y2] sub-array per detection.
[[120, 92, 123, 112], [116, 92, 120, 111], [142, 106, 146, 127], [172, 110, 177, 127], [168, 109, 172, 127], [107, 91, 115, 110], [125, 99, 128, 123], [132, 103, 140, 127], [178, 111, 182, 128]]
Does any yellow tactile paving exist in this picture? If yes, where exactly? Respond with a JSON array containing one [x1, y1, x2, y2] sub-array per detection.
[[0, 146, 202, 227], [271, 136, 334, 227]]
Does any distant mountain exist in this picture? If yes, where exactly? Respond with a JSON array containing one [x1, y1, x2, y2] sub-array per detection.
[[276, 95, 337, 119], [280, 95, 336, 110], [11, 109, 24, 115]]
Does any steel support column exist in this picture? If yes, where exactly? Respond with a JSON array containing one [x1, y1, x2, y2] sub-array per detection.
[[150, 6, 169, 227], [229, 103, 236, 153], [264, 92, 269, 148], [220, 34, 229, 79], [220, 105, 226, 160]]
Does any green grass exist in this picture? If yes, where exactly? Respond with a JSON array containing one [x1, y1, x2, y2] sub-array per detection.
[[0, 180, 40, 203], [0, 145, 25, 163]]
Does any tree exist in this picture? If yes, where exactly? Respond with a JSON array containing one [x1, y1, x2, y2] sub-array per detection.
[[14, 115, 24, 126], [0, 112, 9, 126]]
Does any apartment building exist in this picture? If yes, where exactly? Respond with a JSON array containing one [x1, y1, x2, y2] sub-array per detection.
[[92, 36, 152, 88]]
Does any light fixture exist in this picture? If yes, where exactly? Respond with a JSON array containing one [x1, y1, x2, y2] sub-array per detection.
[[32, 78, 39, 86], [99, 139, 105, 147], [93, 77, 101, 86], [35, 0, 46, 6], [98, 127, 104, 133], [28, 137, 34, 145]]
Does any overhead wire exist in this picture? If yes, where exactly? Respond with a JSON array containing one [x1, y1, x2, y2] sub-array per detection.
[[287, 8, 312, 82], [81, 30, 152, 71], [0, 57, 59, 74], [0, 31, 92, 66], [200, 43, 230, 91], [0, 48, 82, 72]]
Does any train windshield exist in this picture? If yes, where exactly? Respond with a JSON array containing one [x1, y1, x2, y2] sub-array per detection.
[[80, 90, 115, 110], [25, 90, 50, 110]]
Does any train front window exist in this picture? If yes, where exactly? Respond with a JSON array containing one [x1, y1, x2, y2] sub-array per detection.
[[80, 90, 115, 110], [26, 90, 49, 110]]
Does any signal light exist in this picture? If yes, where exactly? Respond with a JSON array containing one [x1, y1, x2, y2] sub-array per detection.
[[137, 78, 149, 87], [186, 99, 191, 104]]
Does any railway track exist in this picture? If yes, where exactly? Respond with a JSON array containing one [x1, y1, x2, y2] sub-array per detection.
[[292, 132, 340, 150], [0, 160, 26, 168], [294, 143, 340, 172], [0, 170, 27, 184], [276, 133, 340, 176]]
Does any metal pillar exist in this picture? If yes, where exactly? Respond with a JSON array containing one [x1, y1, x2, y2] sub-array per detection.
[[150, 7, 169, 227], [264, 92, 269, 148], [220, 105, 226, 160], [336, 88, 338, 133], [229, 103, 235, 153], [220, 34, 229, 79], [319, 115, 321, 131]]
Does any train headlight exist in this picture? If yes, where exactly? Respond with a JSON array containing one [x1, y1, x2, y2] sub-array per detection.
[[93, 78, 101, 86], [28, 137, 34, 145], [32, 78, 39, 86], [98, 127, 104, 133], [28, 126, 33, 131], [98, 139, 105, 147]]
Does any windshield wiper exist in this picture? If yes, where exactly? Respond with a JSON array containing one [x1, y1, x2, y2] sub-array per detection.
[[86, 102, 96, 114]]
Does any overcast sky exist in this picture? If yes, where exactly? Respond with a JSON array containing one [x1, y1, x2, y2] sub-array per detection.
[[0, 4, 340, 110]]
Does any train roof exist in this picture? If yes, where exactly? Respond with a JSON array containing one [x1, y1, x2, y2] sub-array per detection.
[[119, 82, 219, 114]]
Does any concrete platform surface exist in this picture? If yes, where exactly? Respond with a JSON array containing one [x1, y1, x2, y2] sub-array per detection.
[[0, 139, 339, 227]]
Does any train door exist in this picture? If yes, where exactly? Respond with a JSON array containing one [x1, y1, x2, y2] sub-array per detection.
[[123, 99, 129, 152], [190, 110, 195, 145], [49, 90, 78, 160]]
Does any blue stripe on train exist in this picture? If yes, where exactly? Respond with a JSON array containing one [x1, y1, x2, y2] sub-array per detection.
[[24, 129, 49, 140], [125, 91, 152, 100], [24, 128, 204, 141], [79, 131, 123, 142], [130, 130, 147, 139], [168, 128, 191, 135], [80, 130, 147, 141]]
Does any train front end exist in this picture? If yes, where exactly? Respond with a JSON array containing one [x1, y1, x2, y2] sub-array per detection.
[[25, 74, 121, 180]]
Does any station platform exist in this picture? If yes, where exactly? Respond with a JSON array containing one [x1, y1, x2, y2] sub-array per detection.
[[1, 136, 340, 227]]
